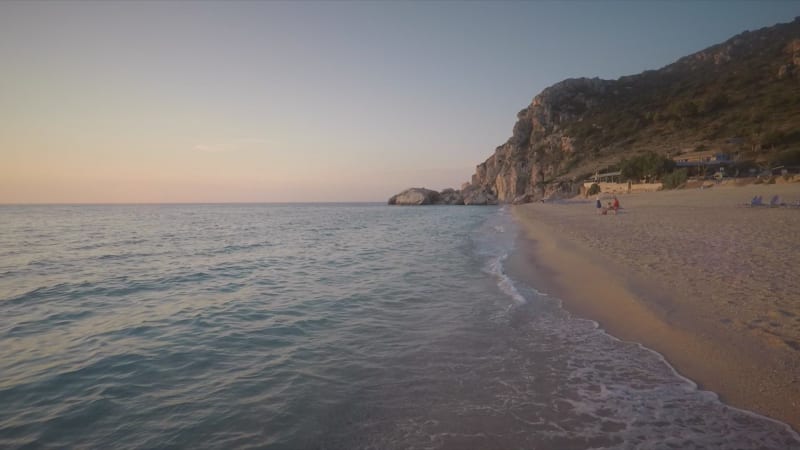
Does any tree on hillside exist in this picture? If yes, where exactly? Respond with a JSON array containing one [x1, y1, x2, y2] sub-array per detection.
[[772, 148, 800, 167], [620, 152, 676, 182]]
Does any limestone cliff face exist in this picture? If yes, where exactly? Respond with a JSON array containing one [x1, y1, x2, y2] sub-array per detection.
[[466, 17, 800, 203], [470, 78, 611, 202]]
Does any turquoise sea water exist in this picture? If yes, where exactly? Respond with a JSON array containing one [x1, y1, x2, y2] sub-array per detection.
[[0, 204, 798, 449]]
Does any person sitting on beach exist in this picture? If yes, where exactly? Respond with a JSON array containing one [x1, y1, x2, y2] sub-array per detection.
[[750, 195, 763, 207], [612, 196, 620, 213], [607, 201, 615, 215], [770, 195, 781, 207]]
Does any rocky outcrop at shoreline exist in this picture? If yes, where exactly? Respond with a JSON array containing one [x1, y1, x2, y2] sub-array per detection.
[[387, 188, 440, 205], [387, 187, 497, 205]]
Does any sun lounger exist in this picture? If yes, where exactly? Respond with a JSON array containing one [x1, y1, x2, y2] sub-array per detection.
[[747, 195, 765, 207]]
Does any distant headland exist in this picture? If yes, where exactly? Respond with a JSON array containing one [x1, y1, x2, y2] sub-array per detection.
[[390, 17, 800, 205]]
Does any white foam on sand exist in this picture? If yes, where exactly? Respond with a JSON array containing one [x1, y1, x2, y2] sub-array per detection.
[[485, 254, 527, 305]]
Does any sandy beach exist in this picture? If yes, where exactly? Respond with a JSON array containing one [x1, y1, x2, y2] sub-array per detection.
[[509, 182, 800, 430]]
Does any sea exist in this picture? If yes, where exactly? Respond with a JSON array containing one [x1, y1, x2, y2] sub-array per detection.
[[0, 204, 798, 449]]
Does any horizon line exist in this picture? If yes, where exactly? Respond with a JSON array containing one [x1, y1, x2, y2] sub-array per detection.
[[0, 201, 388, 206]]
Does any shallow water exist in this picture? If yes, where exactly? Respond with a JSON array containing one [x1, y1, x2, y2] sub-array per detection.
[[0, 204, 797, 449]]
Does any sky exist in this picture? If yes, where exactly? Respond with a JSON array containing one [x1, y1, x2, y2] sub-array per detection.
[[1, 1, 798, 203]]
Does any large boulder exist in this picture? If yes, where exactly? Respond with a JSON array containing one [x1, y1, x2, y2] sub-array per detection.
[[388, 188, 440, 205], [462, 186, 498, 205], [436, 188, 464, 205]]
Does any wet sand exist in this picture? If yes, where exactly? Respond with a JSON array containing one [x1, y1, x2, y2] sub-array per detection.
[[508, 183, 800, 430]]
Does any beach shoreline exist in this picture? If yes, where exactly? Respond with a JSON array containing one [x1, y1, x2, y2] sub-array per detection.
[[507, 183, 800, 431]]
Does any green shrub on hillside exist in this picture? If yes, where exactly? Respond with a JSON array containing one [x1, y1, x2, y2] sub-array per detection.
[[662, 168, 688, 189], [773, 148, 800, 166], [760, 130, 800, 150], [673, 101, 699, 119], [587, 183, 601, 196], [699, 92, 730, 114]]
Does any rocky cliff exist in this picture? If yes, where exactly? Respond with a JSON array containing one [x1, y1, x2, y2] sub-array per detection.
[[465, 17, 800, 203]]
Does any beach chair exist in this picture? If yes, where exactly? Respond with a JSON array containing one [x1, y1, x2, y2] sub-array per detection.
[[748, 195, 764, 207], [769, 195, 783, 207]]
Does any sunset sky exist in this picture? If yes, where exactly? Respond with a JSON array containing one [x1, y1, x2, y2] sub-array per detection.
[[1, 1, 798, 203]]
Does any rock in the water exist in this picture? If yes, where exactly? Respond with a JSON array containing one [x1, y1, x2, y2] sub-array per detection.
[[436, 188, 464, 205], [462, 186, 498, 205], [388, 188, 440, 205]]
